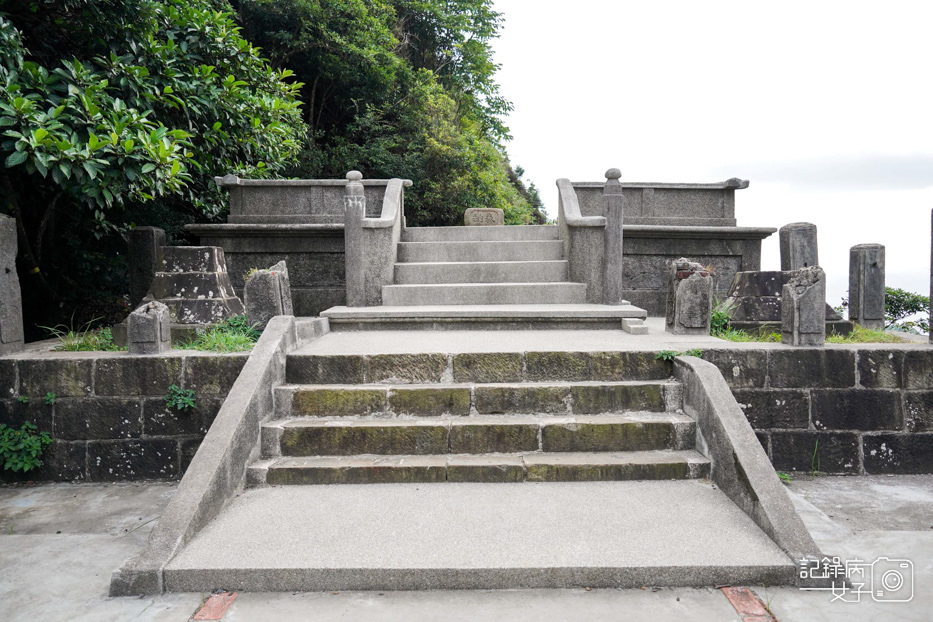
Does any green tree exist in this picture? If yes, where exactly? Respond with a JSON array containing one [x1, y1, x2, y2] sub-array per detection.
[[885, 287, 930, 333], [0, 0, 307, 336]]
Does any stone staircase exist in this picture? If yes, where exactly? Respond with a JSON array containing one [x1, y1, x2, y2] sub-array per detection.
[[160, 348, 797, 592], [323, 225, 648, 330]]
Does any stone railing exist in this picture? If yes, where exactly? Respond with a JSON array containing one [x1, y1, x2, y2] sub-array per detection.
[[556, 177, 608, 304], [344, 172, 412, 306]]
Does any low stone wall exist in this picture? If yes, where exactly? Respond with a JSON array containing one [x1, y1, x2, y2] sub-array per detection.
[[701, 347, 933, 474], [0, 351, 247, 482]]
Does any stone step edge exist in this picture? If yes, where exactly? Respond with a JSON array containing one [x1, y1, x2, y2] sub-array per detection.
[[264, 411, 695, 426], [274, 381, 682, 418], [246, 450, 711, 486]]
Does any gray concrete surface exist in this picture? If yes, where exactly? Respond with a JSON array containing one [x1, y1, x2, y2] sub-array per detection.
[[2, 475, 931, 620], [164, 480, 793, 591]]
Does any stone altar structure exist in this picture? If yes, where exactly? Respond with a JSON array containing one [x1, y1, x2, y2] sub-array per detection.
[[188, 175, 407, 316], [725, 271, 852, 335], [566, 177, 774, 314], [779, 222, 818, 271]]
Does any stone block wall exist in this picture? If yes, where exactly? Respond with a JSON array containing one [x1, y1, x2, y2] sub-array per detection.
[[701, 347, 933, 475], [0, 353, 247, 482]]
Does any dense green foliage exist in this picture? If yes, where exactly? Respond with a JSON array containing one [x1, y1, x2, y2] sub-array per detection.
[[0, 421, 52, 473], [1, 0, 537, 339], [232, 0, 540, 226]]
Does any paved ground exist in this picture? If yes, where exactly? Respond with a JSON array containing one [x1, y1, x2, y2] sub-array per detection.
[[1, 475, 931, 621], [295, 318, 930, 355]]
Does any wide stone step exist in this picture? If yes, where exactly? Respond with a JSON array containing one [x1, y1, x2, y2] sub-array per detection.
[[247, 450, 710, 486], [382, 282, 587, 306], [401, 225, 558, 243], [319, 304, 648, 331], [164, 480, 795, 591], [397, 240, 563, 263], [274, 381, 679, 418], [261, 413, 695, 457], [286, 350, 670, 385], [394, 260, 569, 285]]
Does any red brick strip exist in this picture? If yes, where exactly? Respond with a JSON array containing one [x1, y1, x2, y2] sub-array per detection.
[[193, 591, 238, 620], [721, 586, 776, 621]]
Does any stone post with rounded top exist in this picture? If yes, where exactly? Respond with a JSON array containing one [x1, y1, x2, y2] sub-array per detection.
[[343, 170, 366, 307], [603, 168, 625, 305]]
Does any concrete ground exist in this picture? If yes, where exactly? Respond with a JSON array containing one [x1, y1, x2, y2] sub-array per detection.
[[1, 475, 931, 621], [295, 318, 931, 355]]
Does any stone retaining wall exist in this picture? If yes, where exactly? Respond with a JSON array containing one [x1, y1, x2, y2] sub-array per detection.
[[0, 353, 247, 482], [701, 347, 933, 474]]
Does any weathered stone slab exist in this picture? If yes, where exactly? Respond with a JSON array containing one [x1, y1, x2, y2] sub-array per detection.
[[452, 352, 522, 383], [464, 208, 504, 226], [244, 260, 294, 331], [590, 352, 671, 381], [446, 455, 524, 482], [768, 349, 856, 388], [389, 387, 470, 416], [665, 258, 712, 335], [474, 385, 570, 414], [904, 392, 933, 432], [55, 398, 142, 440], [0, 214, 24, 355], [291, 388, 386, 417], [449, 420, 538, 453], [779, 222, 818, 271], [848, 244, 885, 329], [732, 389, 809, 429], [781, 266, 826, 346], [280, 422, 448, 456], [857, 350, 904, 389], [128, 227, 166, 308], [524, 352, 589, 382], [19, 359, 92, 397], [87, 439, 179, 480], [366, 353, 447, 384], [699, 350, 767, 388], [810, 389, 901, 431], [863, 434, 933, 474], [286, 355, 364, 385], [570, 384, 666, 414], [769, 431, 859, 473], [540, 419, 675, 452], [128, 301, 171, 355], [95, 357, 182, 396], [184, 355, 248, 395]]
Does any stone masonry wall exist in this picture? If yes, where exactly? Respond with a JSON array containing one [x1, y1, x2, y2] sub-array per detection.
[[701, 347, 933, 475], [0, 353, 247, 482]]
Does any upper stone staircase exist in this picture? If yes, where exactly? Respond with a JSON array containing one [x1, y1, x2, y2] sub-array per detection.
[[323, 225, 648, 330]]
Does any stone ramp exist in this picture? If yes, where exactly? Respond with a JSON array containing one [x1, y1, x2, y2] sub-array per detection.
[[163, 480, 795, 591]]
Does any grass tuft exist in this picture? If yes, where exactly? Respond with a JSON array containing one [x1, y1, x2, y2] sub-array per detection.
[[43, 321, 124, 351], [827, 324, 905, 344], [177, 315, 260, 353]]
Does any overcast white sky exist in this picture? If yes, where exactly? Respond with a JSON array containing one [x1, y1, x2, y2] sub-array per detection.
[[491, 0, 933, 305]]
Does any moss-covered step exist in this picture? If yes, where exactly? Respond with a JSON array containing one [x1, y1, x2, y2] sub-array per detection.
[[248, 450, 710, 486]]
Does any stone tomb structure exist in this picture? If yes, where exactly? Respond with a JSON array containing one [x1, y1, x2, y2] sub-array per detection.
[[188, 175, 402, 317], [568, 177, 775, 314]]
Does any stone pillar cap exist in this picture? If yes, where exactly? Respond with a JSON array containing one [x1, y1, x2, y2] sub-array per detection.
[[605, 168, 622, 180], [346, 170, 363, 182]]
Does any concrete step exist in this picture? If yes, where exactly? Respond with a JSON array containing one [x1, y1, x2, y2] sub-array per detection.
[[319, 304, 647, 331], [164, 481, 794, 591], [394, 260, 569, 285], [382, 282, 587, 306], [402, 225, 558, 242], [273, 381, 680, 418], [247, 449, 710, 486], [285, 349, 670, 385], [398, 240, 563, 263], [261, 413, 696, 458]]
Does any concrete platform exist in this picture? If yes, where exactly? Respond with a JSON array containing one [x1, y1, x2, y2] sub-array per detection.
[[163, 479, 794, 591], [321, 304, 649, 331]]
